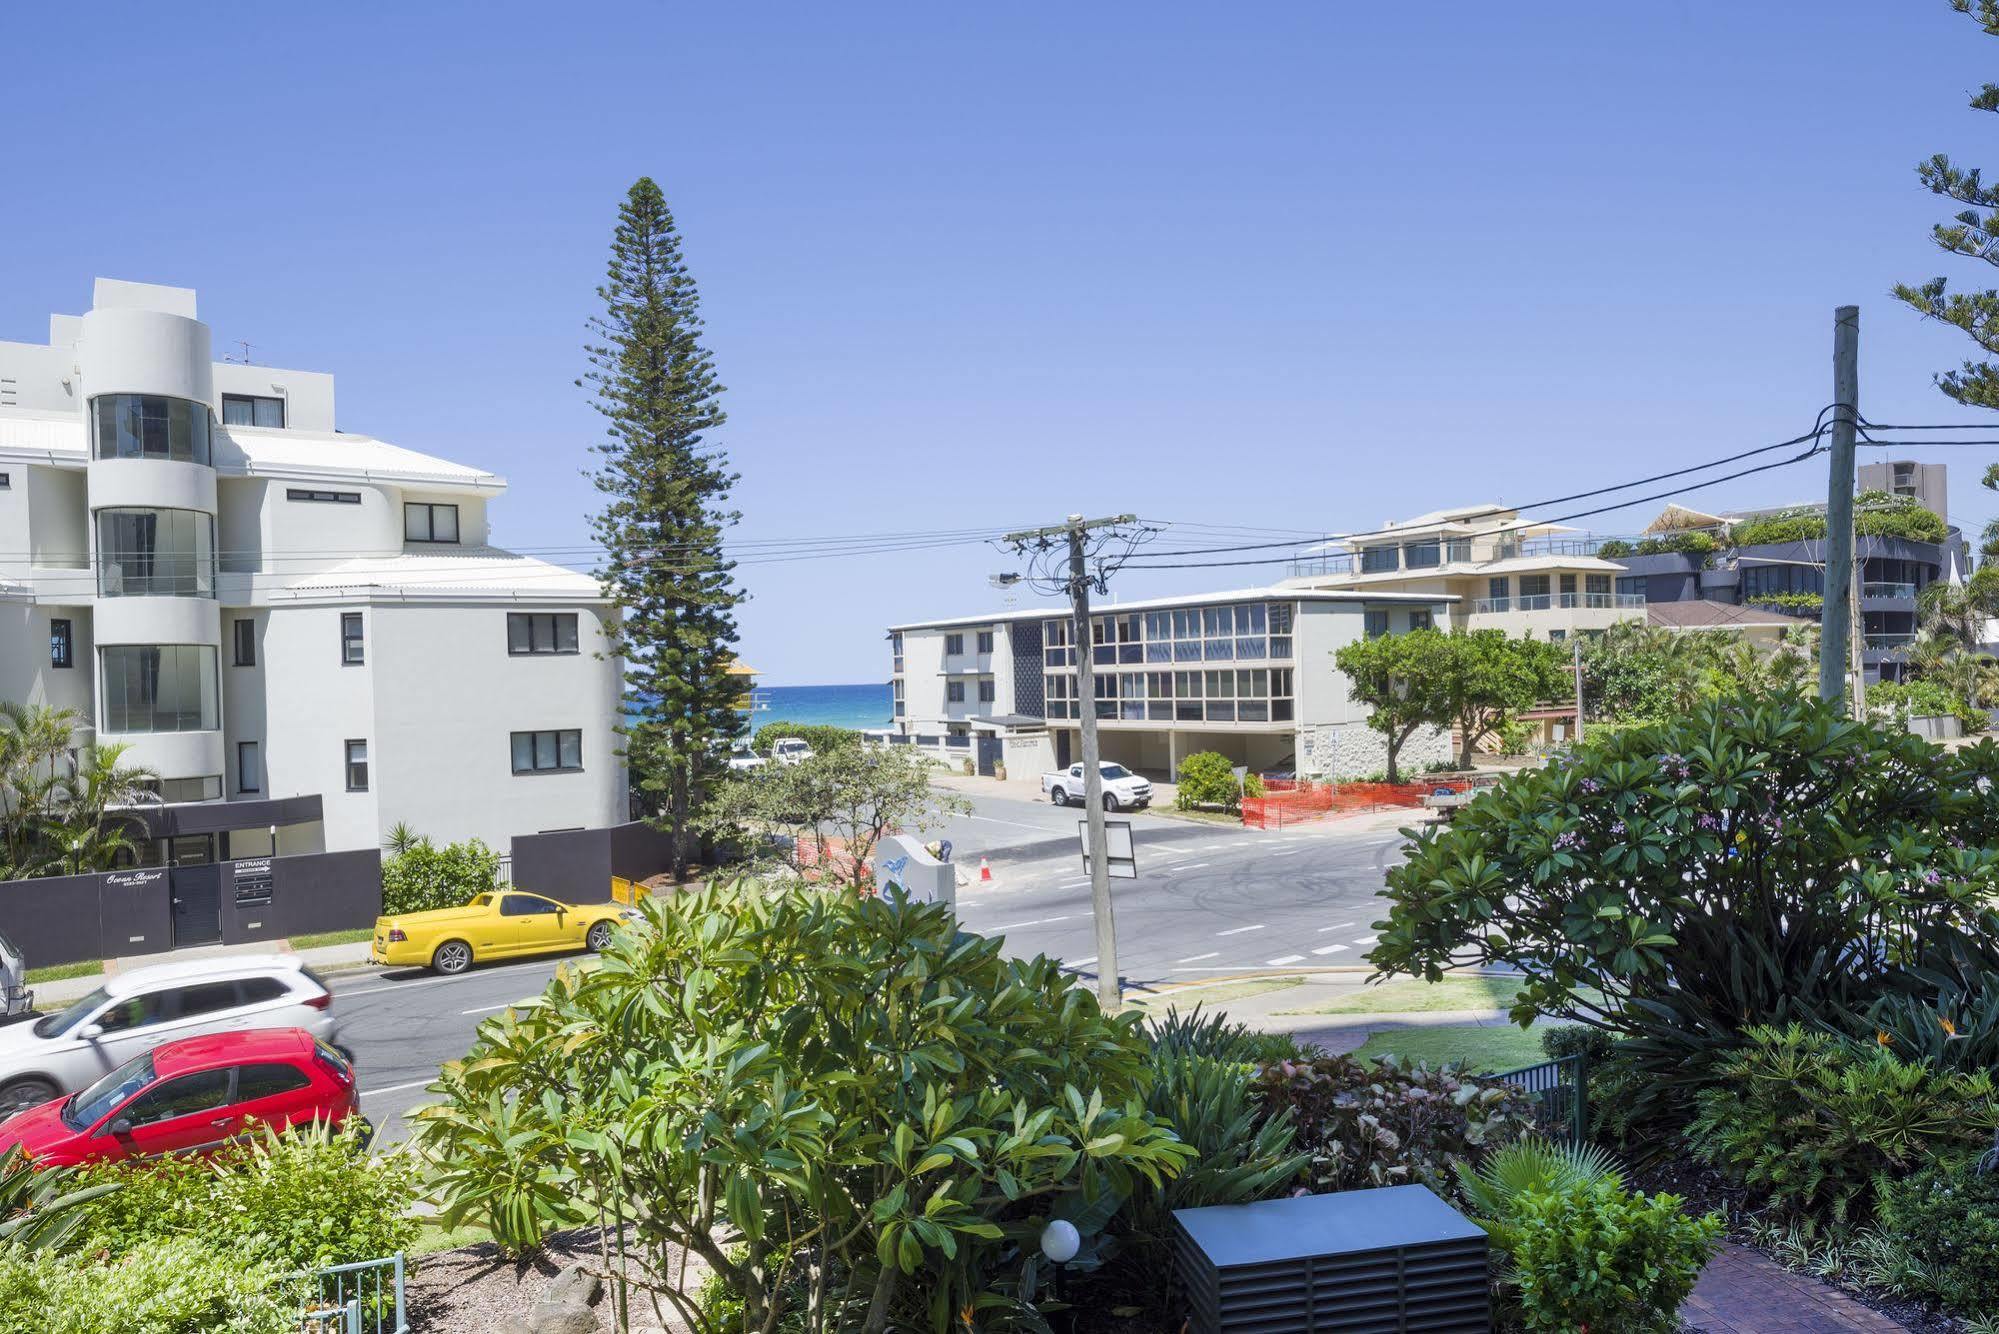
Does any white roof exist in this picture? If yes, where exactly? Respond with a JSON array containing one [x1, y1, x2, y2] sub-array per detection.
[[275, 547, 605, 601], [0, 410, 502, 492], [100, 952, 308, 998], [888, 586, 1456, 633]]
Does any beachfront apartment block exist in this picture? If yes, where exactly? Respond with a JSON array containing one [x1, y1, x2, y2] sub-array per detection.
[[886, 588, 1456, 781], [0, 278, 626, 864], [1279, 504, 1647, 641]]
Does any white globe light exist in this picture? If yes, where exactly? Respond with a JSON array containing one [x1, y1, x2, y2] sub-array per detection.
[[1040, 1219, 1081, 1263]]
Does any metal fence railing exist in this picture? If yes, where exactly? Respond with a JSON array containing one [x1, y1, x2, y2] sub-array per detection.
[[1491, 1053, 1586, 1143], [300, 1255, 407, 1334]]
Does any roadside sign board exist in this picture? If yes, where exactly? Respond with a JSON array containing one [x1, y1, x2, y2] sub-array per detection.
[[1078, 819, 1137, 880]]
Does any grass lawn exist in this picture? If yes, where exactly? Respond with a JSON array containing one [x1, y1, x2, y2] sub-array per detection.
[[1145, 806, 1241, 826], [1354, 1023, 1548, 1073], [409, 1218, 496, 1256], [1129, 976, 1303, 1010], [1278, 974, 1527, 1016], [288, 927, 373, 951], [25, 959, 101, 985]]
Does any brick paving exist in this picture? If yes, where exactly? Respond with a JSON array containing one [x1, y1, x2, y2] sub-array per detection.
[[1683, 1242, 1909, 1332]]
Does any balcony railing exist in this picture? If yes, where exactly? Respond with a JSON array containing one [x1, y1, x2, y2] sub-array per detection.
[[1470, 592, 1646, 615], [1861, 582, 1917, 600], [1289, 533, 1627, 579], [1865, 632, 1916, 649]]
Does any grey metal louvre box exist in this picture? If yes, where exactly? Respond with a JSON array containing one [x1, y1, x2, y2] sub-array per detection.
[[1172, 1185, 1489, 1332]]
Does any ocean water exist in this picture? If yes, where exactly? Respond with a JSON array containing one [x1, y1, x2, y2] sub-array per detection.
[[751, 682, 894, 732]]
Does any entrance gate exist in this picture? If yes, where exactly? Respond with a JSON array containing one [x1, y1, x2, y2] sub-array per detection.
[[170, 864, 222, 947], [976, 734, 1003, 777]]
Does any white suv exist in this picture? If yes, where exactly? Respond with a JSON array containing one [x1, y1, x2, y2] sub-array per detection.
[[0, 956, 339, 1118]]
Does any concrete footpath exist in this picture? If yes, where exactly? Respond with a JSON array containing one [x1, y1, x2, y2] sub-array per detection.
[[1131, 969, 1529, 1055]]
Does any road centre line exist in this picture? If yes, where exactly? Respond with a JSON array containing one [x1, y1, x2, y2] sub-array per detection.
[[360, 1079, 436, 1100], [1267, 954, 1306, 965], [1215, 924, 1266, 936], [991, 916, 1073, 931], [1311, 944, 1348, 955], [1176, 951, 1221, 962], [1316, 921, 1355, 933]]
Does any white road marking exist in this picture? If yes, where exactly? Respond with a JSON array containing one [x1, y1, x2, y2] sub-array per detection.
[[1215, 924, 1266, 937], [460, 999, 535, 1015], [1354, 935, 1379, 946], [1176, 951, 1221, 962], [1267, 850, 1302, 858], [1058, 881, 1090, 890], [1316, 921, 1355, 933], [1266, 954, 1307, 966], [966, 813, 1065, 833], [360, 1078, 436, 1100], [1062, 956, 1098, 969], [1173, 862, 1212, 871], [1311, 944, 1348, 956], [991, 916, 1073, 931]]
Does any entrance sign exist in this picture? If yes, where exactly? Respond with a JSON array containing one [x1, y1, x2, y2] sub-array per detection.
[[1079, 819, 1137, 880]]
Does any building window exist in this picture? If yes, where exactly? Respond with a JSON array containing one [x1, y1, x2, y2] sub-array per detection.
[[221, 394, 285, 428], [155, 775, 221, 803], [1402, 540, 1442, 569], [1550, 629, 1568, 642], [1586, 574, 1611, 596], [1488, 577, 1509, 600], [976, 629, 994, 654], [1409, 609, 1434, 632], [890, 632, 904, 674], [95, 509, 217, 598], [892, 679, 905, 717], [0, 472, 9, 489], [404, 502, 460, 543], [1616, 575, 1647, 598], [237, 741, 261, 794], [510, 729, 582, 774], [507, 612, 579, 655], [91, 394, 213, 465], [345, 740, 369, 791], [977, 679, 996, 703], [944, 632, 964, 656], [49, 619, 72, 669], [947, 681, 966, 703], [1560, 574, 1577, 595], [99, 645, 219, 733], [1518, 575, 1551, 607], [286, 488, 360, 504], [1360, 546, 1399, 573], [1364, 610, 1389, 639], [341, 612, 365, 664], [233, 618, 255, 666]]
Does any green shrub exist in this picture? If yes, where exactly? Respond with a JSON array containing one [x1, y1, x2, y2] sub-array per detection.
[[415, 881, 1196, 1332], [1250, 1053, 1536, 1197], [1878, 1157, 1999, 1317], [1493, 1178, 1720, 1333], [1538, 1024, 1613, 1065], [1627, 530, 1718, 559], [1175, 750, 1248, 810], [1373, 692, 1999, 1116], [1746, 591, 1824, 614], [1869, 678, 1980, 731], [1686, 1024, 1999, 1226], [0, 1237, 300, 1334], [751, 721, 862, 755], [76, 1121, 418, 1273], [1730, 492, 1948, 547], [379, 835, 501, 916]]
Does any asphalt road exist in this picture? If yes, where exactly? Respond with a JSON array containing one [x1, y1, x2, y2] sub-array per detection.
[[343, 790, 1411, 1142]]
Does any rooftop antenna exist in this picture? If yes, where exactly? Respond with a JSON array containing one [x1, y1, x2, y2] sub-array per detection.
[[222, 339, 255, 365]]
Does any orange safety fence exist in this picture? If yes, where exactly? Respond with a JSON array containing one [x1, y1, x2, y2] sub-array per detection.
[[1241, 777, 1472, 830]]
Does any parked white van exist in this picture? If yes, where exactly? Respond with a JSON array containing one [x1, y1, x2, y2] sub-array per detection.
[[0, 956, 340, 1117]]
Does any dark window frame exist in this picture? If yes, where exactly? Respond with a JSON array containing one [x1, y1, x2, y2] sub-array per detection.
[[506, 612, 580, 655], [285, 488, 360, 505], [221, 394, 286, 429], [975, 629, 995, 653], [946, 680, 966, 703], [345, 739, 369, 792], [510, 729, 583, 775], [233, 618, 255, 667], [403, 502, 461, 544], [340, 612, 364, 665], [50, 618, 72, 669], [943, 632, 965, 656], [237, 740, 260, 795]]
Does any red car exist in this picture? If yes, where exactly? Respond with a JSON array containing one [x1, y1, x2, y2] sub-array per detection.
[[0, 1027, 358, 1167]]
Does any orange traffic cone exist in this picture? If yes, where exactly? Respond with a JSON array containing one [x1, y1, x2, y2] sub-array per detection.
[[980, 857, 993, 882]]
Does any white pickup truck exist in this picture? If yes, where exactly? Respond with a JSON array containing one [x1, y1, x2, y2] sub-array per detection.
[[1041, 761, 1154, 812]]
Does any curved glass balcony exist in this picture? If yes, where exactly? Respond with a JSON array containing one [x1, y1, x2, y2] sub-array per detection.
[[91, 394, 213, 465], [95, 508, 216, 597]]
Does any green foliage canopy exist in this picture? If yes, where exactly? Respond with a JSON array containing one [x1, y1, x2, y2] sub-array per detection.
[[379, 834, 502, 916], [413, 882, 1195, 1334], [1173, 751, 1262, 811]]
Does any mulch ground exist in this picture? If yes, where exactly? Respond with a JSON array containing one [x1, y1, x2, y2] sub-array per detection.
[[407, 1226, 710, 1333]]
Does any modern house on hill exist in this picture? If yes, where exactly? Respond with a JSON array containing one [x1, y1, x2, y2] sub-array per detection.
[[1278, 504, 1647, 643], [1605, 461, 1966, 683], [0, 278, 627, 867], [886, 587, 1456, 781]]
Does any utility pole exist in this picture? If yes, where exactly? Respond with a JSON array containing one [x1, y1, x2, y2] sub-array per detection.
[[1001, 513, 1137, 1012], [1571, 636, 1585, 744], [1820, 305, 1859, 707]]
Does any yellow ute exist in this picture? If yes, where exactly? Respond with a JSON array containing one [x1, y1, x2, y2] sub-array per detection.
[[371, 890, 634, 975]]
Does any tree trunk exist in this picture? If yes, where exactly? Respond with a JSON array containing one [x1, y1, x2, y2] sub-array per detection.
[[669, 763, 691, 882], [861, 1265, 898, 1334]]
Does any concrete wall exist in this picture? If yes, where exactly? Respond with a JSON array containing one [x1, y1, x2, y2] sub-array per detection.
[[219, 849, 381, 946], [0, 602, 95, 722], [510, 821, 674, 904], [254, 604, 379, 851]]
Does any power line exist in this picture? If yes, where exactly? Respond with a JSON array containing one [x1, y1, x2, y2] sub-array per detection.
[[1123, 410, 1841, 562]]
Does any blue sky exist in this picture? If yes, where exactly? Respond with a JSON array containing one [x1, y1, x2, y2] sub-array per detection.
[[6, 3, 1997, 682]]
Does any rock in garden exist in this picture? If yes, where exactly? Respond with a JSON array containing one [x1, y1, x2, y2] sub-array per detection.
[[527, 1302, 600, 1334], [543, 1263, 605, 1309]]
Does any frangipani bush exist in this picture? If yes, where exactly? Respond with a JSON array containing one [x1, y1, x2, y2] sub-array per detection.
[[414, 880, 1194, 1334], [1372, 693, 1999, 1108]]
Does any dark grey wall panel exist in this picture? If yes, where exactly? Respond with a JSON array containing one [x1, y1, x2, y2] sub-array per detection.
[[220, 849, 382, 945]]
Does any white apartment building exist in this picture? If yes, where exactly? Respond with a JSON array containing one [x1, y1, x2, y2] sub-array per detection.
[[0, 279, 625, 865], [887, 587, 1455, 781], [1282, 504, 1645, 641]]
